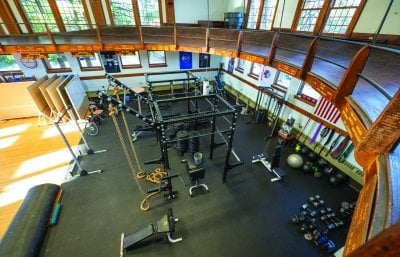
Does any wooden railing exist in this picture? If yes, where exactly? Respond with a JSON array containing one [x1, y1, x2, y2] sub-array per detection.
[[1, 25, 399, 256]]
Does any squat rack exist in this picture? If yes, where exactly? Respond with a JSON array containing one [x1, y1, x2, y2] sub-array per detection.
[[104, 73, 242, 183]]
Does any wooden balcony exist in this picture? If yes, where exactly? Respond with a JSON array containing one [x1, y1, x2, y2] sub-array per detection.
[[0, 25, 399, 256]]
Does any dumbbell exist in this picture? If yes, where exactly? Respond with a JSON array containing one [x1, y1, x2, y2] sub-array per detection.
[[309, 195, 325, 208], [300, 204, 317, 216], [327, 213, 344, 226], [320, 207, 333, 215], [320, 215, 337, 230]]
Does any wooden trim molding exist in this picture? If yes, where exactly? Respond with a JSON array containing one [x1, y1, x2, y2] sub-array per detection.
[[345, 0, 367, 37], [48, 0, 66, 32], [12, 0, 33, 33]]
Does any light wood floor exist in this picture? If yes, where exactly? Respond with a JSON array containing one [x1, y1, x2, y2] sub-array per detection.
[[0, 117, 81, 238]]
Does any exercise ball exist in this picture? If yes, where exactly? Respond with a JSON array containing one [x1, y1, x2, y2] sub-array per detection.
[[287, 154, 304, 169], [302, 162, 313, 173]]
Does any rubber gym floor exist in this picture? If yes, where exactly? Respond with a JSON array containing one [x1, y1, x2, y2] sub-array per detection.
[[41, 98, 359, 257]]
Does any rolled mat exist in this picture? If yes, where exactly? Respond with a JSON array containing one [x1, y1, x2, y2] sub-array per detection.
[[309, 123, 323, 145], [0, 183, 60, 257]]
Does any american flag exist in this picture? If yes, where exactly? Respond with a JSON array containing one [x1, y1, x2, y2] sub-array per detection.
[[314, 97, 341, 123]]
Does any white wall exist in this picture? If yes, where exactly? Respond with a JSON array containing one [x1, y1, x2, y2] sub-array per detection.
[[220, 56, 363, 173], [14, 51, 223, 92], [174, 0, 233, 23]]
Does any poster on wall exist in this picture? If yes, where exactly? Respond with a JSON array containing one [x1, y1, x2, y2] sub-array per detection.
[[100, 51, 121, 73], [199, 53, 211, 68], [179, 51, 192, 69], [259, 65, 271, 87], [227, 58, 235, 73]]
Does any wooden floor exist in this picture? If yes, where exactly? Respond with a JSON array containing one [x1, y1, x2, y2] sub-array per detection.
[[0, 117, 81, 238]]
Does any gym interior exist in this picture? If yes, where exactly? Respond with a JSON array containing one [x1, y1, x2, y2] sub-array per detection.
[[0, 1, 399, 257]]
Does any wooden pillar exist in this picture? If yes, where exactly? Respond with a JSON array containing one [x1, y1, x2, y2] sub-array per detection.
[[266, 31, 279, 66], [165, 0, 175, 25], [300, 37, 318, 80], [0, 0, 21, 34], [334, 46, 370, 109], [344, 221, 400, 257]]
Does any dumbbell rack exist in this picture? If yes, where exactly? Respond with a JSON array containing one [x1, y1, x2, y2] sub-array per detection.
[[290, 195, 355, 254]]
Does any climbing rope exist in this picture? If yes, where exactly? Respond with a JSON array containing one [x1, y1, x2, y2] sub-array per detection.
[[109, 102, 154, 211], [119, 108, 147, 179]]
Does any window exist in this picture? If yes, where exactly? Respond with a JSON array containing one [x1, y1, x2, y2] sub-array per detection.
[[138, 0, 160, 26], [77, 53, 103, 71], [120, 52, 141, 68], [323, 0, 362, 34], [274, 71, 291, 89], [55, 0, 89, 31], [246, 0, 261, 29], [0, 55, 21, 71], [248, 63, 262, 79], [296, 0, 325, 32], [294, 0, 365, 35], [296, 81, 320, 105], [235, 59, 245, 72], [19, 0, 59, 32], [147, 51, 166, 67], [109, 0, 135, 26], [43, 54, 71, 72], [259, 0, 278, 30]]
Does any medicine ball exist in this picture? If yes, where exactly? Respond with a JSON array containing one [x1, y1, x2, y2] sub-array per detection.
[[308, 152, 318, 162], [300, 147, 309, 156], [302, 162, 313, 173], [317, 158, 328, 168]]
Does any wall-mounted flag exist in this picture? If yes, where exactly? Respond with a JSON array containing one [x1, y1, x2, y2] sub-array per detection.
[[179, 51, 192, 69], [314, 97, 341, 123]]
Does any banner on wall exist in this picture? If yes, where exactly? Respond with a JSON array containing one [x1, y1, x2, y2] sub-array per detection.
[[314, 97, 341, 123], [100, 51, 121, 73], [227, 58, 235, 73], [259, 65, 271, 88], [199, 53, 210, 68], [179, 51, 192, 69]]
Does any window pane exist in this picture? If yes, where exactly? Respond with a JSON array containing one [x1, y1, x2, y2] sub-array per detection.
[[323, 0, 361, 34], [259, 0, 278, 30], [148, 51, 165, 65], [0, 55, 20, 71], [110, 0, 135, 26], [138, 0, 160, 26], [246, 0, 261, 29], [55, 0, 89, 31], [120, 53, 141, 66], [276, 72, 291, 88], [298, 82, 320, 102], [78, 53, 102, 68], [47, 54, 70, 69], [19, 0, 59, 32], [296, 9, 320, 32], [251, 63, 262, 76]]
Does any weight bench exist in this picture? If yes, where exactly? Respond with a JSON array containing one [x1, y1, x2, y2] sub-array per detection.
[[252, 152, 286, 182], [120, 208, 182, 257], [181, 156, 209, 196]]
